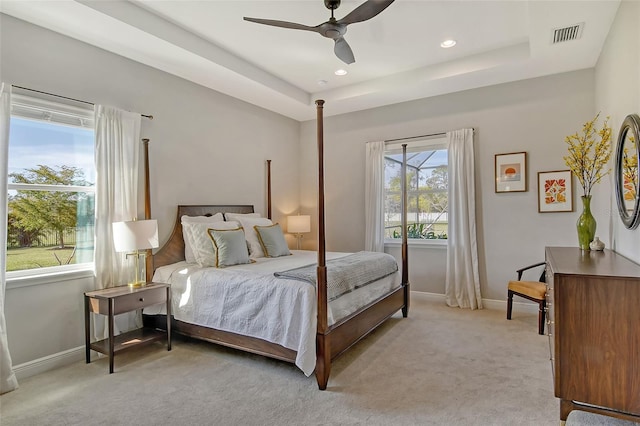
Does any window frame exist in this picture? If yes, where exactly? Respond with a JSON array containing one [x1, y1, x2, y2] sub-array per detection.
[[383, 137, 448, 247], [6, 91, 96, 282]]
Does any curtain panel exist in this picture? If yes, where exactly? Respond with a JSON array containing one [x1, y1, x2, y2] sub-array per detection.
[[445, 129, 482, 310], [93, 105, 142, 338], [365, 141, 385, 252], [0, 83, 18, 394]]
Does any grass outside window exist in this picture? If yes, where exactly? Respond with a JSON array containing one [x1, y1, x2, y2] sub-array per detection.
[[6, 246, 78, 271]]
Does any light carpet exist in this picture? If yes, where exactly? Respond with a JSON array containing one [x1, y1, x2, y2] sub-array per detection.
[[0, 298, 558, 425]]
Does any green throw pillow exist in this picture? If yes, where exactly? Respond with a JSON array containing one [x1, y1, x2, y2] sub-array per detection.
[[255, 223, 291, 258], [207, 227, 251, 268]]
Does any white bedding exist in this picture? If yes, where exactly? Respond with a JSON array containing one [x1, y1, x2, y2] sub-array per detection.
[[145, 250, 400, 376]]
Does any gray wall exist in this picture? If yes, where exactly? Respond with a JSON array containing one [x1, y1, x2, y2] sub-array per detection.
[[1, 15, 300, 367], [595, 0, 640, 263], [299, 70, 595, 300]]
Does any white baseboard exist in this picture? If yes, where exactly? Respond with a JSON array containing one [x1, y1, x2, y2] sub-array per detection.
[[410, 290, 540, 315], [410, 290, 446, 303], [13, 345, 85, 381]]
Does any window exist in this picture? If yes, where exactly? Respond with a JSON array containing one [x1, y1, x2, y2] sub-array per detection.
[[384, 138, 448, 241], [6, 89, 95, 275]]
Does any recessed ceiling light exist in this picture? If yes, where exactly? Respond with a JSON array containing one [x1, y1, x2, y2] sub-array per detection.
[[317, 79, 328, 86], [440, 39, 457, 48], [334, 69, 348, 76]]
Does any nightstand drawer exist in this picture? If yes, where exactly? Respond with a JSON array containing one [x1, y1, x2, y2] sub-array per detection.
[[87, 285, 167, 316], [112, 287, 165, 315]]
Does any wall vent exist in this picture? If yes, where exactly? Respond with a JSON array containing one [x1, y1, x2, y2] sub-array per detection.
[[552, 23, 584, 44]]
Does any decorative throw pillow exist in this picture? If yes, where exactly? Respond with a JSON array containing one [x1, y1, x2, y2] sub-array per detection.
[[184, 221, 239, 266], [181, 214, 224, 263], [229, 216, 273, 258], [207, 227, 252, 268], [255, 223, 291, 258]]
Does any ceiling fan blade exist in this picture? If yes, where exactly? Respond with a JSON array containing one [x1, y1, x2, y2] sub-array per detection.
[[337, 0, 395, 25], [334, 37, 355, 64], [243, 17, 320, 33]]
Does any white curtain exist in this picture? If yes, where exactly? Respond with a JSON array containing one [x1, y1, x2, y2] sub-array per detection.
[[0, 83, 18, 394], [365, 141, 385, 252], [93, 106, 141, 337], [445, 129, 482, 309]]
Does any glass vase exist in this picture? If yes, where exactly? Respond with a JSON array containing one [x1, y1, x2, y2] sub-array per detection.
[[577, 195, 597, 250]]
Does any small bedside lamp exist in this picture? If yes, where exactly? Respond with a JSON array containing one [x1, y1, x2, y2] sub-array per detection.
[[287, 215, 311, 250], [112, 219, 159, 287]]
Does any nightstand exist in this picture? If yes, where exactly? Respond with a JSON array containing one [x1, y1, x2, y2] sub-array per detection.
[[84, 283, 171, 373]]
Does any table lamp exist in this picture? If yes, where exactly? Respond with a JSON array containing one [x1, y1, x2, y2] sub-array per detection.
[[112, 219, 159, 287], [287, 215, 311, 250]]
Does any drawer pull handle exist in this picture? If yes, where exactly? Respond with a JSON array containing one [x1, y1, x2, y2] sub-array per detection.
[[139, 298, 144, 302]]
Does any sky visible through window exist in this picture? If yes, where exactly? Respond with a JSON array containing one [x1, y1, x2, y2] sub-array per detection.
[[8, 117, 94, 184]]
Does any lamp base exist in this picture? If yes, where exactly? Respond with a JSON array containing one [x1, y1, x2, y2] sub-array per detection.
[[125, 251, 147, 288]]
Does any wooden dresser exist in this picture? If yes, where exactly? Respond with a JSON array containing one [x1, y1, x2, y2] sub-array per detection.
[[545, 247, 640, 422]]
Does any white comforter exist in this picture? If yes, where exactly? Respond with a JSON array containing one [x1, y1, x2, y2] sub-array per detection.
[[145, 250, 400, 376]]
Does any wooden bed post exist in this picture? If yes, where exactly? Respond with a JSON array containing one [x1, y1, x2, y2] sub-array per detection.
[[143, 138, 154, 283], [266, 159, 272, 220], [401, 144, 410, 317], [315, 99, 330, 390]]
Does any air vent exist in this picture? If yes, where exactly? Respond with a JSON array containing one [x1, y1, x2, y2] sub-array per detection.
[[552, 23, 584, 44]]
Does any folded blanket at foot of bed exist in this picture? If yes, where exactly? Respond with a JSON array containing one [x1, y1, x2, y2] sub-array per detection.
[[274, 251, 399, 301]]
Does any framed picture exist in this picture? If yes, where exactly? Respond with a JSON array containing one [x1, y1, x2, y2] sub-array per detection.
[[495, 152, 527, 192], [538, 170, 573, 213]]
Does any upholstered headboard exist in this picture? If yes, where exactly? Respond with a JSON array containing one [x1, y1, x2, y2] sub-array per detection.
[[151, 205, 254, 274]]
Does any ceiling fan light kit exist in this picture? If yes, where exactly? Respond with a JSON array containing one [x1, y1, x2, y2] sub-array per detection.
[[243, 0, 395, 65]]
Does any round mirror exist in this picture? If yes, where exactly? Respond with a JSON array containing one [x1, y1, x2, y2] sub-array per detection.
[[615, 113, 640, 230]]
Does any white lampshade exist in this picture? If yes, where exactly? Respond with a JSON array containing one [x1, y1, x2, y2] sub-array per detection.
[[288, 215, 311, 234], [112, 219, 159, 252]]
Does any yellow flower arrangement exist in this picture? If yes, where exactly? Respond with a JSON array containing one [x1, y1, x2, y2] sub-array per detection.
[[622, 135, 638, 201], [563, 113, 612, 197]]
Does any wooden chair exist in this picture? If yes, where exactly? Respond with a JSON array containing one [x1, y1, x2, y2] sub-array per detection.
[[506, 262, 547, 335]]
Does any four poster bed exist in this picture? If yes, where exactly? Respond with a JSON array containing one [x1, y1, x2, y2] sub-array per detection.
[[142, 100, 410, 389]]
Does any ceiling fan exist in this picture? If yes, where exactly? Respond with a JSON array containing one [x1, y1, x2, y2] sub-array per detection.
[[243, 0, 395, 65]]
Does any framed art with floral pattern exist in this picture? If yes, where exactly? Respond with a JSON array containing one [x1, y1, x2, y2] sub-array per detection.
[[538, 170, 573, 213]]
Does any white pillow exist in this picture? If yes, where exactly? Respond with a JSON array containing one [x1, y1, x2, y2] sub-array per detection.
[[224, 212, 261, 221], [182, 213, 224, 224], [231, 216, 273, 258], [181, 214, 224, 262], [183, 220, 239, 265]]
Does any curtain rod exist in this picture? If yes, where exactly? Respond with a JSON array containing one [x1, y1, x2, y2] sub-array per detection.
[[385, 128, 475, 143], [12, 85, 153, 120]]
